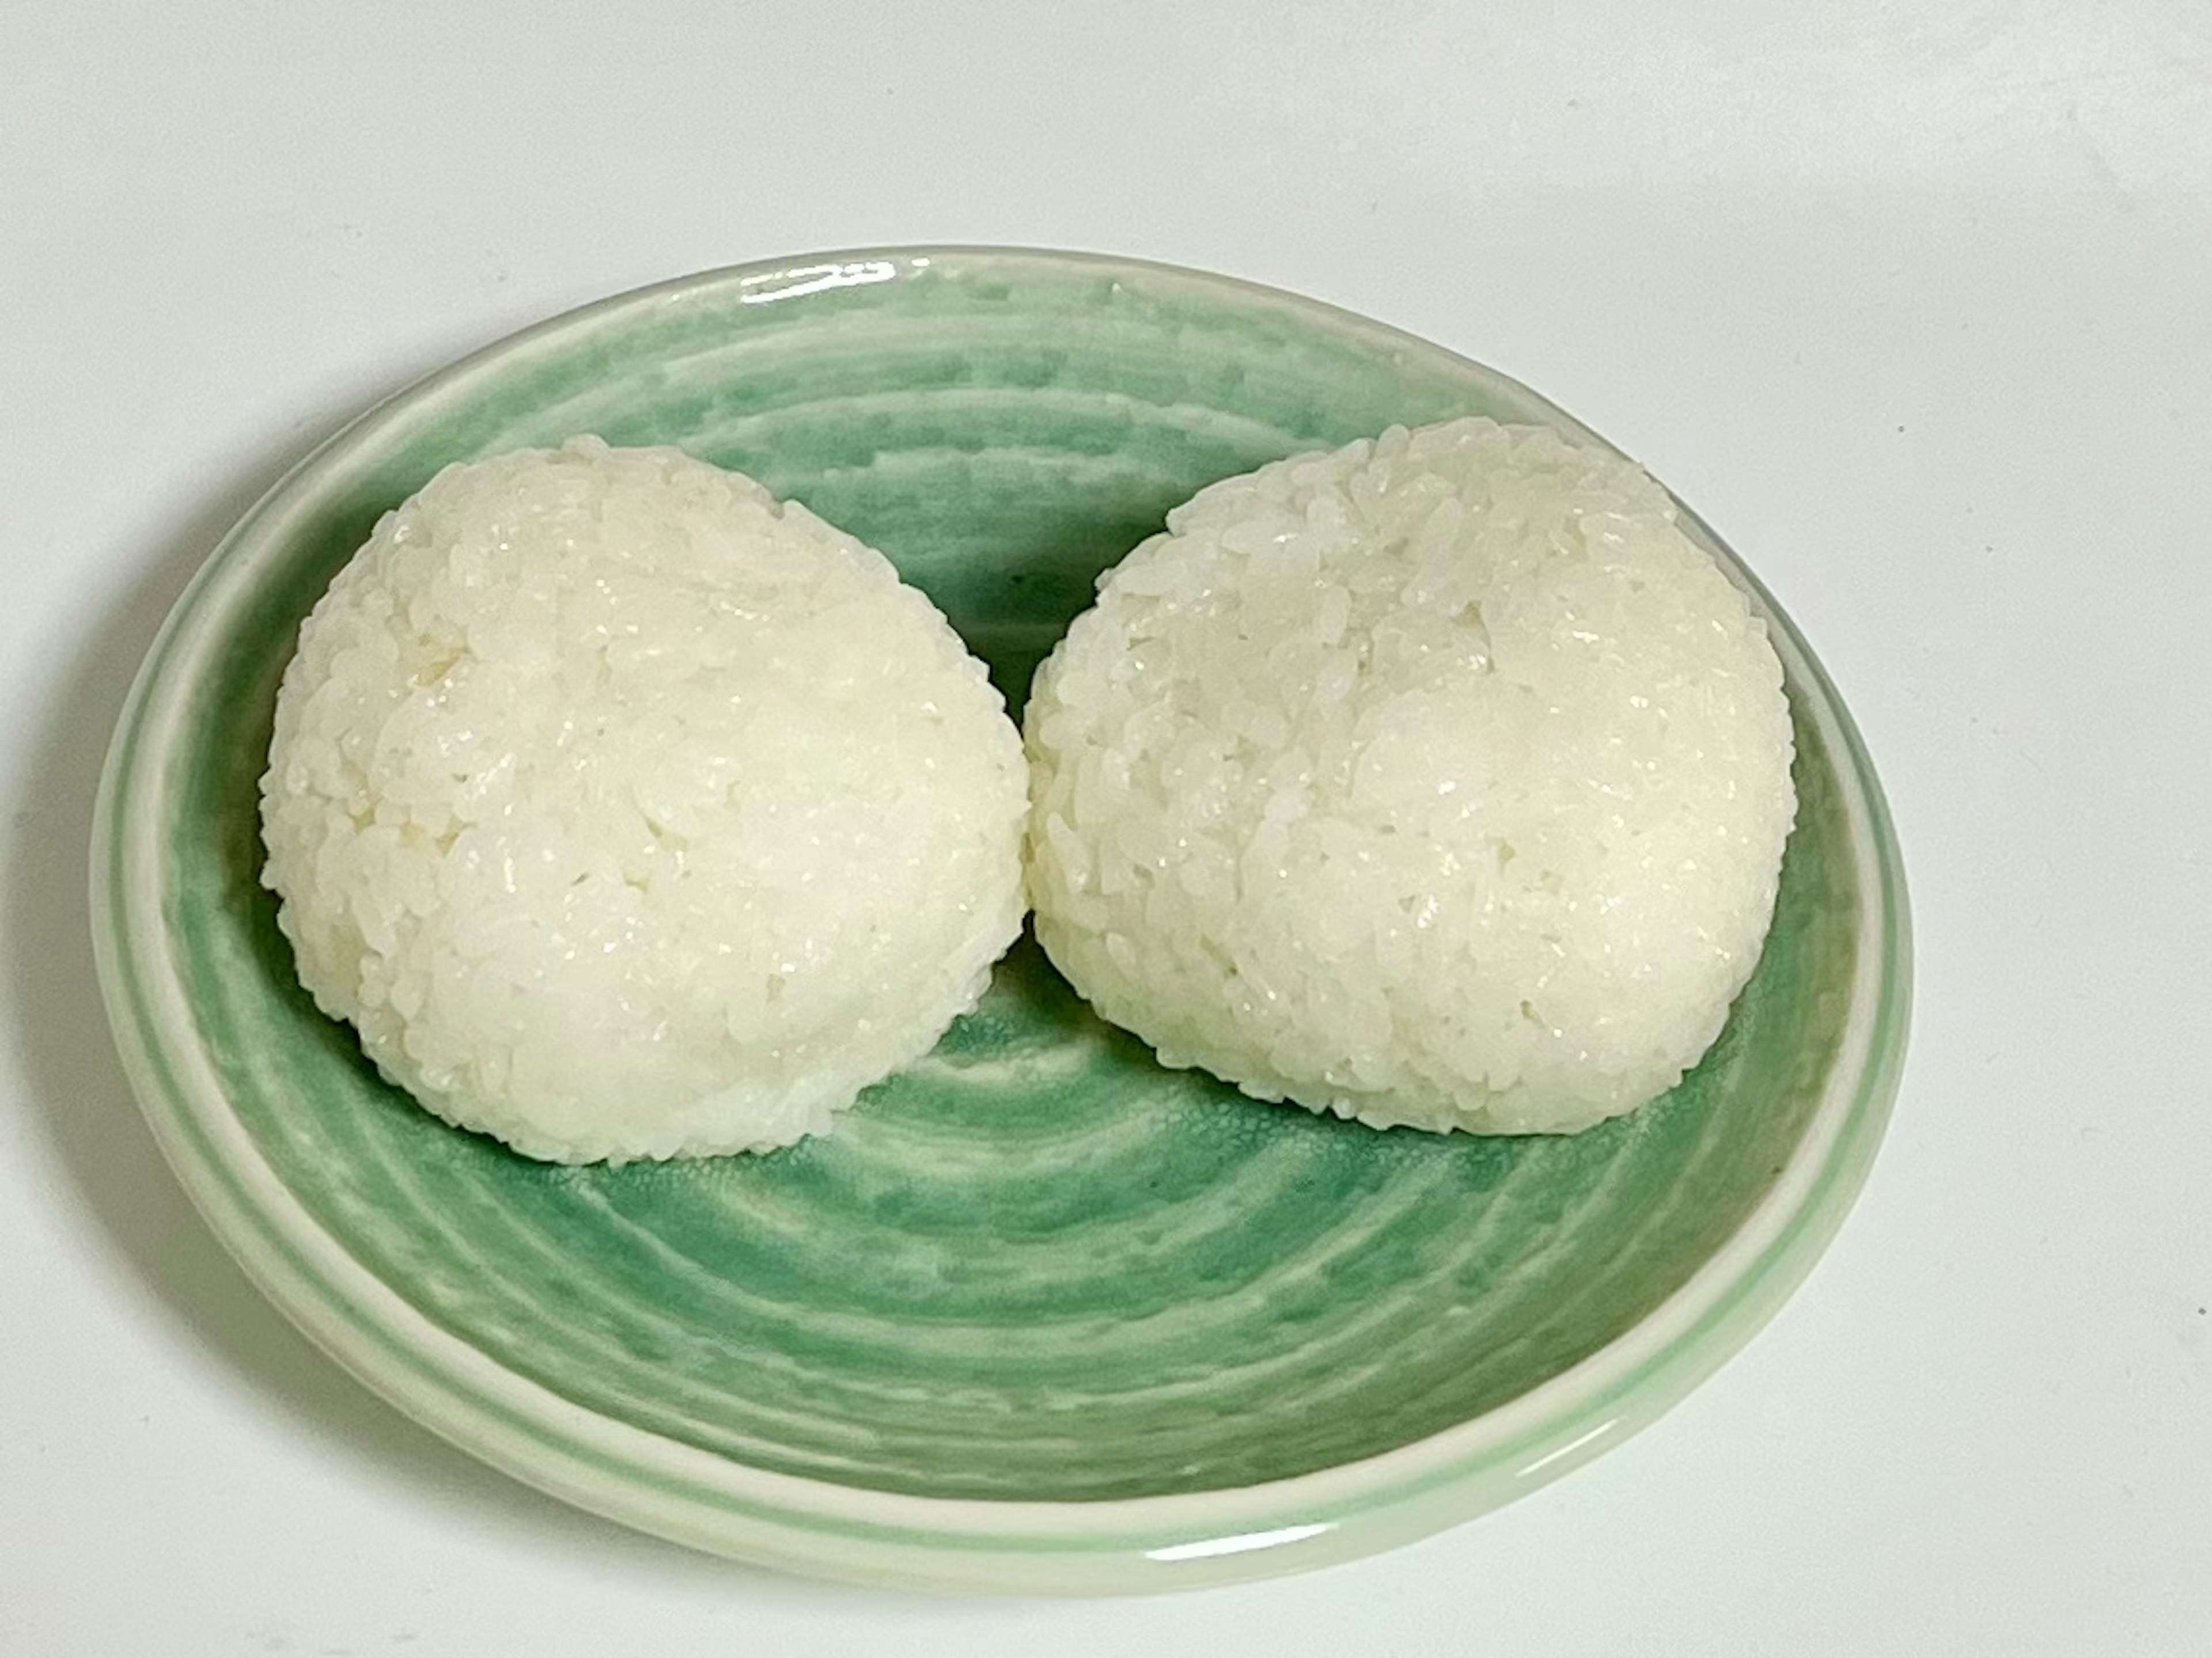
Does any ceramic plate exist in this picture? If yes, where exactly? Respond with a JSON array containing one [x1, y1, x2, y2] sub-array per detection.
[[92, 248, 1910, 1594]]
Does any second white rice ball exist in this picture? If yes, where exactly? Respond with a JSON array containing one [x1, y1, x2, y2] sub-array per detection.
[[1024, 417, 1796, 1135]]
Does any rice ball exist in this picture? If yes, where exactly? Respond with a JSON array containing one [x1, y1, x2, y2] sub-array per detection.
[[260, 438, 1028, 1163], [1023, 417, 1796, 1135]]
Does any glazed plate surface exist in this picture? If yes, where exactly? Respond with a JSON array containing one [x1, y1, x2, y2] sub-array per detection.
[[92, 248, 1910, 1593]]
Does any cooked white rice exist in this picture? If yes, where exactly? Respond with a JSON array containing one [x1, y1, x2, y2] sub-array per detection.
[[260, 438, 1028, 1163], [1024, 416, 1796, 1135]]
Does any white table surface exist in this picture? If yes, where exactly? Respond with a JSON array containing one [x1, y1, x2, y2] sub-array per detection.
[[6, 3, 2209, 1652]]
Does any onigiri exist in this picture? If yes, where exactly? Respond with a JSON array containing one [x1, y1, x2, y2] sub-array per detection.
[[260, 438, 1028, 1163], [1022, 416, 1796, 1135]]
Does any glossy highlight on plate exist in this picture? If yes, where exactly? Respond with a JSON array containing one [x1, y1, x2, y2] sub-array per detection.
[[91, 247, 1910, 1594]]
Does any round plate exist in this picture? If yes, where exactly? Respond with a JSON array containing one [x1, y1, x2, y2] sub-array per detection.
[[92, 248, 1910, 1595]]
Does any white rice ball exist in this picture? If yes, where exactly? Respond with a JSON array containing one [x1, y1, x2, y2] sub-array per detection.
[[1024, 417, 1796, 1135], [261, 438, 1028, 1163]]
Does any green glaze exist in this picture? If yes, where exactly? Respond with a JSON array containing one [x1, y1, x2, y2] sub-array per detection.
[[94, 249, 1910, 1591]]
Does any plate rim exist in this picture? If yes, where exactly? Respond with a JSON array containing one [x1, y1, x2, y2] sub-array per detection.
[[89, 244, 1912, 1595]]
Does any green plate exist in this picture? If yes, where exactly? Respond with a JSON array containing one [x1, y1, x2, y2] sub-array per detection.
[[91, 248, 1910, 1594]]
